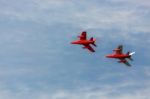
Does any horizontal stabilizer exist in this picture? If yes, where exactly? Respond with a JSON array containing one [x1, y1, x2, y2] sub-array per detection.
[[128, 57, 133, 61], [92, 43, 97, 47]]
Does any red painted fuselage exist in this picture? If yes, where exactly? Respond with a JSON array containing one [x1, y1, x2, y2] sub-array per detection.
[[106, 54, 130, 59], [71, 40, 95, 45]]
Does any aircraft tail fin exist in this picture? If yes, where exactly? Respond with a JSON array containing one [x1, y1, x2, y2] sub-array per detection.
[[90, 37, 94, 41], [126, 52, 130, 55], [127, 52, 135, 61]]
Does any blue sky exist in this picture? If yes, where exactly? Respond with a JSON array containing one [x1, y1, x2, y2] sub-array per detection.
[[0, 0, 150, 99]]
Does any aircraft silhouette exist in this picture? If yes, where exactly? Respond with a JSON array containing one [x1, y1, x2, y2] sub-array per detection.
[[71, 31, 96, 52], [106, 45, 135, 66]]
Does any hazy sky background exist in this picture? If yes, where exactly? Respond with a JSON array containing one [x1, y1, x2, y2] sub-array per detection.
[[0, 0, 150, 99]]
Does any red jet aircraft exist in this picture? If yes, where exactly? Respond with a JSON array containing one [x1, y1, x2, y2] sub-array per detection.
[[106, 45, 135, 66], [71, 31, 96, 52]]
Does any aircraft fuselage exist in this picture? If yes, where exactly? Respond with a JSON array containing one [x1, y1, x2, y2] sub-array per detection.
[[106, 54, 130, 59], [71, 40, 94, 45]]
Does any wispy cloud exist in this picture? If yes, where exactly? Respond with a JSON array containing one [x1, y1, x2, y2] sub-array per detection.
[[111, 0, 150, 7], [1, 0, 149, 32], [0, 0, 149, 99], [0, 80, 149, 99], [1, 0, 149, 45]]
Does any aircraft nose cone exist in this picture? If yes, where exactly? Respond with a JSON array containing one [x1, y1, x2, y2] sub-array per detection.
[[71, 42, 75, 44], [106, 55, 110, 58]]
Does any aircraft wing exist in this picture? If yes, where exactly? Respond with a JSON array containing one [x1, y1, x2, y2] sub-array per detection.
[[80, 31, 87, 40], [119, 59, 131, 67], [83, 44, 95, 52], [114, 45, 123, 54]]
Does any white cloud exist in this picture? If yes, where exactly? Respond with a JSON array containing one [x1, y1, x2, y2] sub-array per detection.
[[0, 1, 149, 99], [0, 63, 148, 99], [1, 0, 149, 32], [0, 65, 148, 99], [0, 83, 149, 99], [111, 0, 150, 7], [50, 88, 149, 99]]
